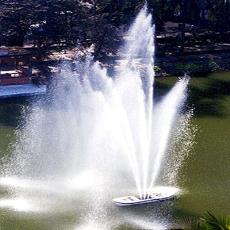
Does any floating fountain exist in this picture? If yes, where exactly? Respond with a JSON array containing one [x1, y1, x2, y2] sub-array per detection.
[[0, 5, 193, 229]]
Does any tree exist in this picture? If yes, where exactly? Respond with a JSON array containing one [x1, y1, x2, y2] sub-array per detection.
[[0, 0, 39, 46], [0, 0, 144, 56]]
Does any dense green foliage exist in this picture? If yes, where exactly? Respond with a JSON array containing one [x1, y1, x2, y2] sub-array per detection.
[[0, 0, 142, 53], [149, 0, 230, 29], [200, 212, 230, 230], [0, 0, 229, 56], [188, 212, 230, 230]]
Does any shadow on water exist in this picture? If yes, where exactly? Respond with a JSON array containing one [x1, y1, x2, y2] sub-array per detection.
[[116, 204, 169, 229], [155, 77, 230, 117], [115, 199, 200, 229], [188, 78, 230, 117], [0, 97, 36, 127]]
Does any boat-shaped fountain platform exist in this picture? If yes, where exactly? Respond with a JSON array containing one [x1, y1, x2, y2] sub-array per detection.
[[113, 186, 179, 206]]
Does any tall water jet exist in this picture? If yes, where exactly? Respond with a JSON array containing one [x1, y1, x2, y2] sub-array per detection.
[[118, 5, 155, 198]]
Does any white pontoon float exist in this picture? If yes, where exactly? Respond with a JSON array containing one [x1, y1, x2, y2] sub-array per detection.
[[113, 186, 180, 206]]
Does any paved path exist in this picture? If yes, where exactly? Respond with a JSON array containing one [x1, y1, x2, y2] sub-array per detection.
[[0, 84, 47, 98]]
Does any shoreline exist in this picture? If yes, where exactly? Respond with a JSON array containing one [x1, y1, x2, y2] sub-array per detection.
[[155, 52, 230, 77]]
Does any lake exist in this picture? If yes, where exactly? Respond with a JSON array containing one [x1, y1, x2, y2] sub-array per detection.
[[0, 72, 229, 229]]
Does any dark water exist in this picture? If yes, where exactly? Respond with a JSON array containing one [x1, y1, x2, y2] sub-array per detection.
[[0, 72, 229, 229]]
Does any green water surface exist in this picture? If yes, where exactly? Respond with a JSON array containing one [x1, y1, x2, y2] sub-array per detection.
[[0, 72, 229, 229]]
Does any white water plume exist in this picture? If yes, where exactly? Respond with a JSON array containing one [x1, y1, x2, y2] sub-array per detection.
[[0, 5, 194, 229], [117, 5, 155, 198], [147, 77, 190, 192]]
